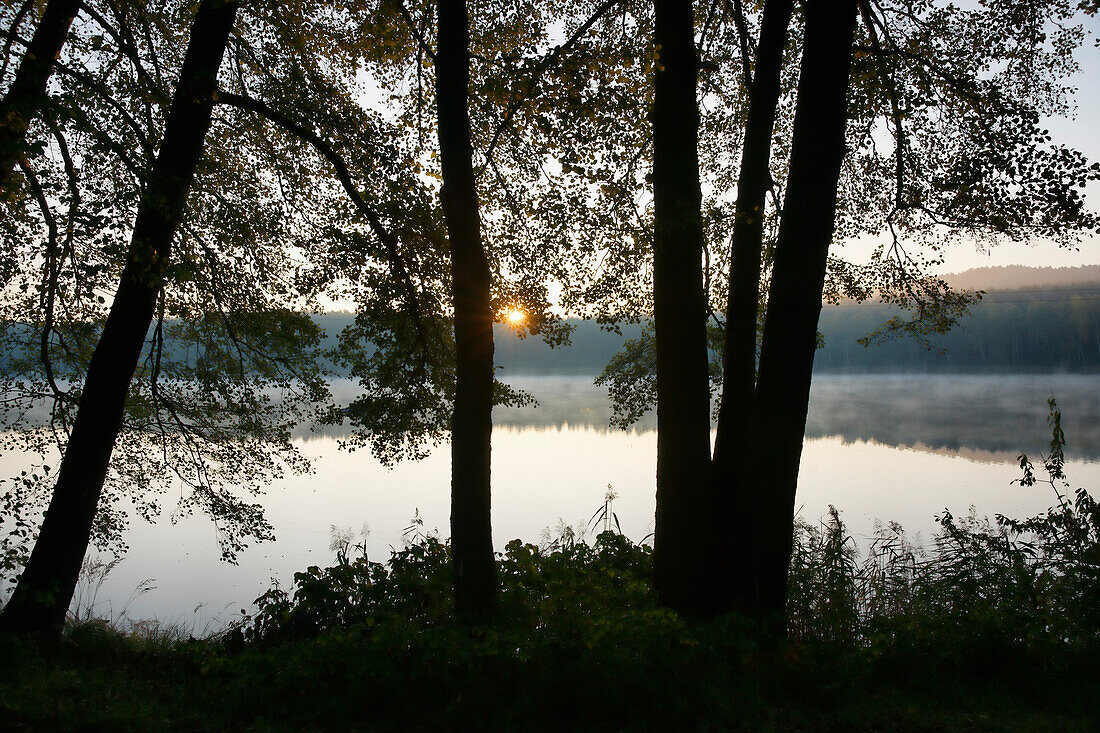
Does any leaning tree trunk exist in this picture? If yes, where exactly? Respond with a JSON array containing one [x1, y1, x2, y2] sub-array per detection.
[[0, 0, 81, 192], [711, 0, 794, 615], [739, 0, 859, 629], [436, 0, 497, 621], [651, 0, 714, 617], [0, 0, 240, 635]]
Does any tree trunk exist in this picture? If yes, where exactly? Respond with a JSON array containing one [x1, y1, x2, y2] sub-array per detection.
[[436, 0, 497, 621], [711, 0, 795, 614], [651, 0, 714, 617], [0, 0, 81, 192], [0, 0, 239, 635], [739, 0, 859, 628]]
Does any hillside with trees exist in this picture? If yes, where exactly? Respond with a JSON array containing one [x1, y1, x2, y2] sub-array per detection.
[[327, 281, 1100, 374], [816, 284, 1100, 371], [942, 264, 1100, 291]]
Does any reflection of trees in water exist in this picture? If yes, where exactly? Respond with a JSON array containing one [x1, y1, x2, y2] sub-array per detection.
[[299, 375, 1100, 461], [494, 377, 657, 433], [296, 376, 655, 441], [803, 375, 1100, 462]]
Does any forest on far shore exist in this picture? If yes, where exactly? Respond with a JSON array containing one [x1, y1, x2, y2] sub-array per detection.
[[8, 280, 1094, 377], [384, 280, 1100, 374], [814, 283, 1100, 372]]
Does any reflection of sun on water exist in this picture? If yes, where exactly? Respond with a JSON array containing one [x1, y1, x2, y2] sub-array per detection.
[[506, 309, 526, 325]]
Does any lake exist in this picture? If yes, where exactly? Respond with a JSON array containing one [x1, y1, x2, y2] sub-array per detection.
[[3, 372, 1100, 630]]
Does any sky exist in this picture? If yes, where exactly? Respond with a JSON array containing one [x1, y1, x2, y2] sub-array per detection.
[[352, 7, 1100, 303], [904, 14, 1100, 274]]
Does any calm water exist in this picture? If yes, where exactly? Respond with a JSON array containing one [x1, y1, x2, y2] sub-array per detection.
[[3, 373, 1100, 629]]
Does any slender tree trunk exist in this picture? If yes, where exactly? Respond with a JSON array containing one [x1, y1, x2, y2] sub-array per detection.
[[436, 0, 497, 621], [0, 0, 81, 192], [710, 0, 794, 614], [0, 0, 239, 635], [739, 0, 859, 628], [651, 0, 713, 617]]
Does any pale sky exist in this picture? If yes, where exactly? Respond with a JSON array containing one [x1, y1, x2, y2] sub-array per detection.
[[359, 9, 1100, 295], [903, 15, 1099, 274]]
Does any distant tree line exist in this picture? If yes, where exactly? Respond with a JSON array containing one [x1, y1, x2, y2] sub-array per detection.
[[9, 292, 1100, 379], [816, 286, 1100, 372], [329, 284, 1100, 375], [13, 288, 1100, 380], [310, 314, 645, 376]]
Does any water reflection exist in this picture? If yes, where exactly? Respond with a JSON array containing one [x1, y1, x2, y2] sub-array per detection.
[[311, 374, 1100, 462], [803, 374, 1100, 461], [3, 373, 1098, 626]]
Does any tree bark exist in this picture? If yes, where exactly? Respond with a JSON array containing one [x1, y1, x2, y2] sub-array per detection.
[[436, 0, 497, 621], [0, 0, 239, 635], [739, 0, 859, 627], [0, 0, 81, 192], [651, 0, 714, 616], [711, 0, 794, 614]]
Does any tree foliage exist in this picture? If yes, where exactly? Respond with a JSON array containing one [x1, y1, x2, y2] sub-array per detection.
[[0, 0, 1097, 624]]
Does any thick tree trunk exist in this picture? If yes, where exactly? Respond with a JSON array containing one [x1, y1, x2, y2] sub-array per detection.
[[711, 0, 794, 614], [651, 0, 714, 617], [739, 0, 859, 627], [436, 0, 497, 621], [0, 0, 239, 635], [0, 0, 81, 192]]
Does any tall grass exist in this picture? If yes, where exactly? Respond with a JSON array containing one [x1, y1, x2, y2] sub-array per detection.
[[788, 398, 1100, 653]]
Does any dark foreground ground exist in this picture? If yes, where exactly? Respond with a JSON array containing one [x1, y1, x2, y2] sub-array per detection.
[[3, 529, 1098, 732], [1, 631, 1096, 731]]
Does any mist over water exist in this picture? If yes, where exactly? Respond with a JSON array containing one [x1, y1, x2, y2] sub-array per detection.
[[317, 373, 1100, 460], [4, 373, 1099, 628], [805, 373, 1100, 461]]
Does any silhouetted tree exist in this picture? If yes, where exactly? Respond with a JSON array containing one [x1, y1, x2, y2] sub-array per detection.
[[733, 0, 860, 624], [0, 0, 240, 634], [650, 0, 714, 616], [0, 0, 80, 191], [436, 0, 498, 620], [711, 0, 794, 614], [590, 0, 1097, 625], [650, 0, 857, 623]]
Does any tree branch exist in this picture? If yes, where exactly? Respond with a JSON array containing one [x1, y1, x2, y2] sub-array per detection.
[[216, 91, 429, 349], [478, 0, 625, 173]]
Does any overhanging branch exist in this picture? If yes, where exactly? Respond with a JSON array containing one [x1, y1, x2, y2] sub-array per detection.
[[216, 91, 430, 349], [478, 0, 626, 173]]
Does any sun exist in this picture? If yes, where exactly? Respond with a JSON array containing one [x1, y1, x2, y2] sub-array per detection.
[[505, 309, 526, 325]]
